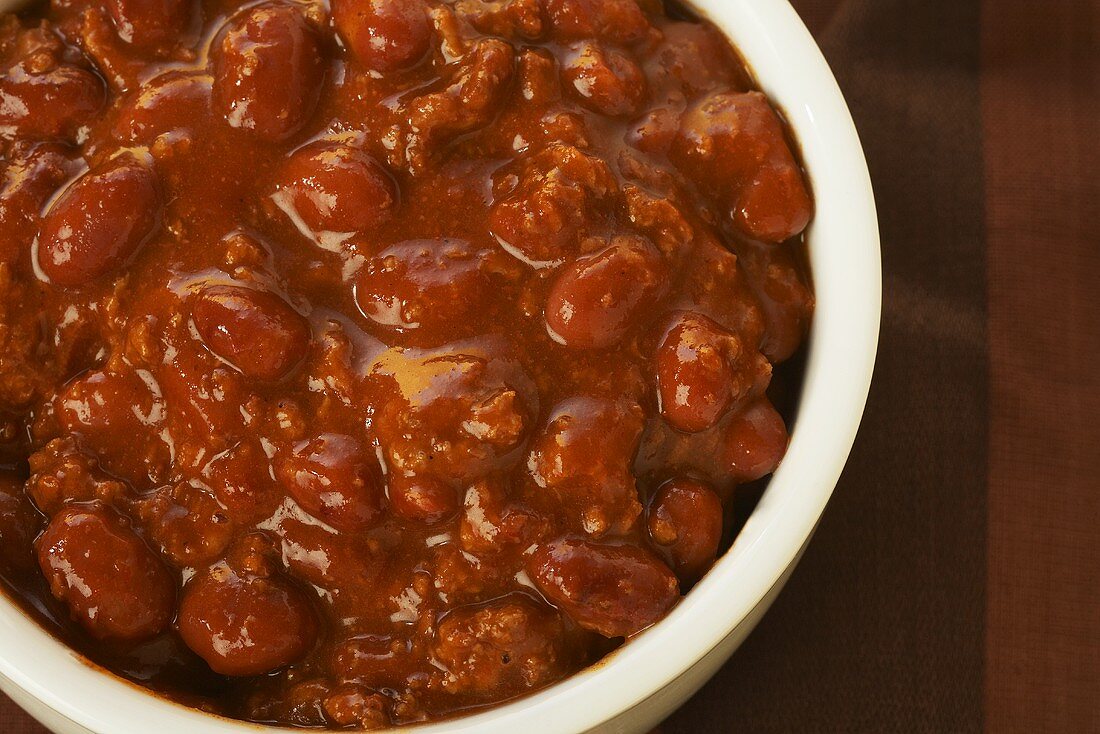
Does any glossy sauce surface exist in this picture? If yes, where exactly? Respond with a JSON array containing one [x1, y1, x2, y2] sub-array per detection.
[[0, 0, 813, 727]]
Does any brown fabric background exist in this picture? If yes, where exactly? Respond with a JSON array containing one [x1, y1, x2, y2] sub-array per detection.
[[3, 0, 1098, 732], [982, 0, 1100, 731]]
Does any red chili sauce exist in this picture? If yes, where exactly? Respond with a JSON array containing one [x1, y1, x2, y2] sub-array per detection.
[[0, 0, 813, 727]]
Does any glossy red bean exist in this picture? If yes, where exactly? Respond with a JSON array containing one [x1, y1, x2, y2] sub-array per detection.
[[178, 564, 317, 676], [191, 284, 310, 382], [388, 474, 458, 525], [276, 434, 383, 532], [646, 478, 723, 582], [656, 311, 770, 433], [332, 0, 432, 71], [277, 518, 379, 601], [0, 472, 37, 574], [36, 503, 175, 641], [274, 141, 396, 234], [37, 153, 162, 287], [720, 398, 789, 482], [671, 91, 811, 243], [736, 159, 814, 244], [546, 237, 665, 349], [527, 537, 678, 638], [562, 42, 647, 117], [106, 0, 194, 51], [0, 61, 104, 142], [656, 312, 736, 433], [213, 4, 324, 142], [355, 238, 488, 333]]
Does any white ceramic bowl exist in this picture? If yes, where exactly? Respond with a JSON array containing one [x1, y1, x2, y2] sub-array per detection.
[[0, 0, 880, 731]]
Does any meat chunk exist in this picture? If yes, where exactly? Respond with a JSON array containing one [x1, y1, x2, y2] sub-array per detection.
[[527, 396, 644, 536], [646, 478, 724, 583], [212, 4, 325, 142], [402, 39, 515, 171], [432, 594, 569, 695], [371, 340, 535, 486], [489, 143, 617, 267], [25, 438, 129, 516]]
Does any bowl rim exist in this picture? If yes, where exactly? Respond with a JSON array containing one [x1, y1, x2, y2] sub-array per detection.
[[0, 0, 881, 732]]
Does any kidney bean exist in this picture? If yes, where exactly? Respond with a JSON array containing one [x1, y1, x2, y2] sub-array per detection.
[[545, 236, 666, 349], [388, 474, 458, 525], [0, 60, 104, 142], [37, 152, 162, 287], [332, 0, 432, 71], [656, 311, 771, 433], [561, 42, 647, 117], [671, 91, 811, 243], [646, 478, 723, 582], [55, 367, 171, 486], [178, 564, 317, 676], [720, 398, 789, 482], [106, 0, 194, 51], [527, 396, 644, 536], [355, 238, 488, 333], [735, 155, 814, 244], [542, 0, 650, 44], [36, 503, 175, 641], [276, 434, 383, 532], [433, 594, 568, 695], [113, 72, 212, 144], [213, 4, 324, 142], [191, 284, 311, 382], [528, 537, 678, 637], [274, 141, 397, 234], [0, 472, 38, 574]]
